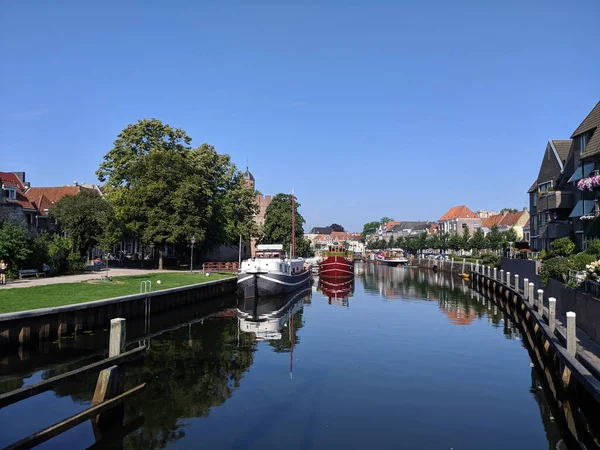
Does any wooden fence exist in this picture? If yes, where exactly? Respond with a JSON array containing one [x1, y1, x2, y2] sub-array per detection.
[[202, 262, 240, 273]]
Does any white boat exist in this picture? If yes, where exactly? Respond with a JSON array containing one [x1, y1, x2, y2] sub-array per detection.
[[237, 244, 312, 297]]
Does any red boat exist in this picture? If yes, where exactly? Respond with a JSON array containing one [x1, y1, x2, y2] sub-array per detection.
[[319, 244, 354, 278]]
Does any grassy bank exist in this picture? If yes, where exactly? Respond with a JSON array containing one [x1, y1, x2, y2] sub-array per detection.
[[0, 273, 234, 314]]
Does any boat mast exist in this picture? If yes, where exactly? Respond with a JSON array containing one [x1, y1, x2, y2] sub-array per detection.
[[291, 188, 295, 258]]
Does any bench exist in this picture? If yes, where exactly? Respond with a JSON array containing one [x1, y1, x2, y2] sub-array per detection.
[[18, 269, 46, 280]]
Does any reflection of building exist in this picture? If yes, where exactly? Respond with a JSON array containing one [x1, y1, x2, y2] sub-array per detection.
[[439, 304, 477, 326]]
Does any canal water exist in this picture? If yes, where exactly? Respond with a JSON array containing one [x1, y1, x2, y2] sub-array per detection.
[[0, 265, 578, 449]]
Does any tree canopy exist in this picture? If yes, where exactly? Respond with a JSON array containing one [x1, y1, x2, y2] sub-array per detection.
[[51, 190, 115, 259], [329, 223, 345, 232], [380, 216, 394, 225], [95, 119, 258, 267], [261, 193, 310, 257], [361, 221, 380, 242]]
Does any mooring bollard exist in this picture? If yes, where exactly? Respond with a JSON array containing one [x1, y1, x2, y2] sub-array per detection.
[[529, 283, 535, 306], [537, 289, 544, 311], [493, 268, 497, 280], [514, 274, 519, 293], [506, 271, 511, 287], [523, 278, 529, 298], [109, 318, 126, 357], [567, 311, 577, 356], [500, 270, 504, 284], [548, 297, 556, 333]]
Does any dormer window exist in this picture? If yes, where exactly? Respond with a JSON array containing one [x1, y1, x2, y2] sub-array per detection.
[[580, 132, 591, 155], [2, 186, 16, 200]]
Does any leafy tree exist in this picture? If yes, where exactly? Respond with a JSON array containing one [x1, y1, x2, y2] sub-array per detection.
[[261, 193, 310, 257], [0, 220, 32, 277], [486, 225, 503, 251], [395, 236, 406, 249], [503, 227, 519, 246], [329, 223, 345, 232], [568, 253, 596, 271], [426, 234, 440, 252], [501, 208, 518, 213], [361, 221, 380, 243], [470, 228, 486, 254], [47, 234, 73, 273], [380, 216, 394, 226], [417, 232, 428, 253], [550, 237, 576, 257], [585, 239, 600, 257], [461, 227, 471, 251], [448, 233, 462, 252], [404, 236, 419, 254], [540, 257, 569, 286], [51, 190, 115, 261], [438, 232, 450, 253]]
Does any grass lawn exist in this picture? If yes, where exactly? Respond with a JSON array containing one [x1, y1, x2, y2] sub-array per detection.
[[0, 272, 234, 314]]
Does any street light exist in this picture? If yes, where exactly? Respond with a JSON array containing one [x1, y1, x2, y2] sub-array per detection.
[[190, 236, 197, 273]]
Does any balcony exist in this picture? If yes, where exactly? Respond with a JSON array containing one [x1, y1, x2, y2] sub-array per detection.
[[537, 190, 574, 212], [539, 221, 572, 239]]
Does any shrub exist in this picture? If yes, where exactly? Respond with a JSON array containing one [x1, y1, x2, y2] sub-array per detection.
[[568, 253, 597, 271], [48, 235, 73, 273], [540, 256, 570, 286], [481, 254, 500, 268], [564, 278, 581, 290], [585, 239, 600, 257], [540, 249, 555, 260], [67, 252, 85, 273], [550, 237, 576, 257]]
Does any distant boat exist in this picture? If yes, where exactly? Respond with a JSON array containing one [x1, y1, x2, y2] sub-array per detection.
[[319, 244, 354, 278], [237, 244, 311, 297], [374, 251, 409, 267]]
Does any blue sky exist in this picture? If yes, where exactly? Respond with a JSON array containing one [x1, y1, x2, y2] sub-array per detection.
[[1, 0, 599, 232]]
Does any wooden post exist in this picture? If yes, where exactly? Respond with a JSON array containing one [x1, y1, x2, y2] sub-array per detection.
[[529, 283, 535, 306], [537, 289, 544, 311], [514, 274, 519, 293], [506, 271, 510, 288], [493, 268, 497, 280], [523, 278, 529, 298], [92, 318, 126, 436], [567, 311, 576, 356], [549, 298, 556, 333], [500, 270, 504, 284]]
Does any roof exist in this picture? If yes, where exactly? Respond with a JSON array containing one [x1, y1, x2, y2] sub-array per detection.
[[242, 168, 255, 182], [25, 186, 93, 216], [309, 226, 332, 235], [384, 221, 401, 231], [499, 211, 527, 227], [523, 218, 530, 228], [439, 205, 476, 221], [527, 181, 537, 193], [552, 140, 572, 161], [575, 101, 600, 158], [481, 214, 503, 228], [331, 231, 355, 241], [0, 172, 25, 190]]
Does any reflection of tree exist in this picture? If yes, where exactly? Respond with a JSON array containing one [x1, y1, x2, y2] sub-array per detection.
[[268, 309, 304, 353], [43, 316, 257, 449]]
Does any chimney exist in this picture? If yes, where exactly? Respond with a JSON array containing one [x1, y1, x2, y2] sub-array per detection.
[[73, 181, 79, 187], [12, 172, 25, 183], [523, 207, 528, 213]]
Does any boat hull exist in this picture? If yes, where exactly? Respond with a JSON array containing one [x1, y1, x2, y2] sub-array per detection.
[[319, 256, 354, 278], [237, 269, 312, 298], [375, 257, 408, 267]]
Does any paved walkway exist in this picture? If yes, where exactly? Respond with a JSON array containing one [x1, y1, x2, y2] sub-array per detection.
[[1, 269, 172, 289]]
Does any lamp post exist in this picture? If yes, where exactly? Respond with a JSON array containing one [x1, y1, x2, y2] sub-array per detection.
[[190, 236, 196, 273]]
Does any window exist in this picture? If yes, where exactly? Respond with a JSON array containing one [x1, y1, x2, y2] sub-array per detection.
[[538, 182, 552, 195], [532, 192, 537, 207], [3, 188, 16, 200], [580, 133, 590, 155]]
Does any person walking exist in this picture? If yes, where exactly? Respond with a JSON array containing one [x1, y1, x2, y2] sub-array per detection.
[[0, 259, 7, 285]]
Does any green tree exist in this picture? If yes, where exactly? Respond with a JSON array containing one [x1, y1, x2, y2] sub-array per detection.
[[461, 227, 471, 251], [448, 233, 462, 252], [550, 237, 576, 257], [470, 228, 486, 254], [503, 227, 519, 246], [261, 193, 310, 257], [426, 234, 440, 252], [380, 216, 394, 225], [361, 221, 380, 242], [395, 236, 406, 249], [0, 220, 32, 277], [417, 232, 428, 253], [51, 190, 115, 261], [486, 225, 503, 251], [329, 223, 345, 232], [438, 232, 450, 253]]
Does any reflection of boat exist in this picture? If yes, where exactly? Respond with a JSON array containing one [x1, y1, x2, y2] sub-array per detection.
[[459, 272, 470, 280], [374, 251, 409, 267], [236, 287, 310, 340], [237, 244, 311, 297], [318, 277, 354, 307], [319, 244, 354, 278]]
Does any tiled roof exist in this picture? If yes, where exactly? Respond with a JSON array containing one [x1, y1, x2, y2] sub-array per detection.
[[309, 226, 332, 235], [331, 231, 354, 241], [524, 218, 530, 227], [481, 215, 503, 228], [9, 191, 36, 210], [499, 211, 526, 227], [384, 221, 401, 230], [574, 101, 600, 158], [24, 186, 95, 216], [439, 205, 476, 221], [551, 140, 572, 162], [0, 172, 25, 190]]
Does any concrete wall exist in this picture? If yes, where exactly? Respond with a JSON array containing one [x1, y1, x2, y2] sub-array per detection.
[[0, 277, 237, 353], [545, 278, 600, 343]]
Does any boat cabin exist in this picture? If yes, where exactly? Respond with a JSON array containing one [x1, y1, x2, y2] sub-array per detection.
[[328, 245, 347, 255], [255, 244, 285, 259]]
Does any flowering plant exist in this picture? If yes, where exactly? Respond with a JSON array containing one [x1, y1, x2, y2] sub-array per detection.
[[577, 175, 600, 191], [586, 260, 600, 279]]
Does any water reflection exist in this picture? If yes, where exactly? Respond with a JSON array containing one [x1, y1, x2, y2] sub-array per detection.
[[0, 267, 591, 449], [316, 278, 354, 307]]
